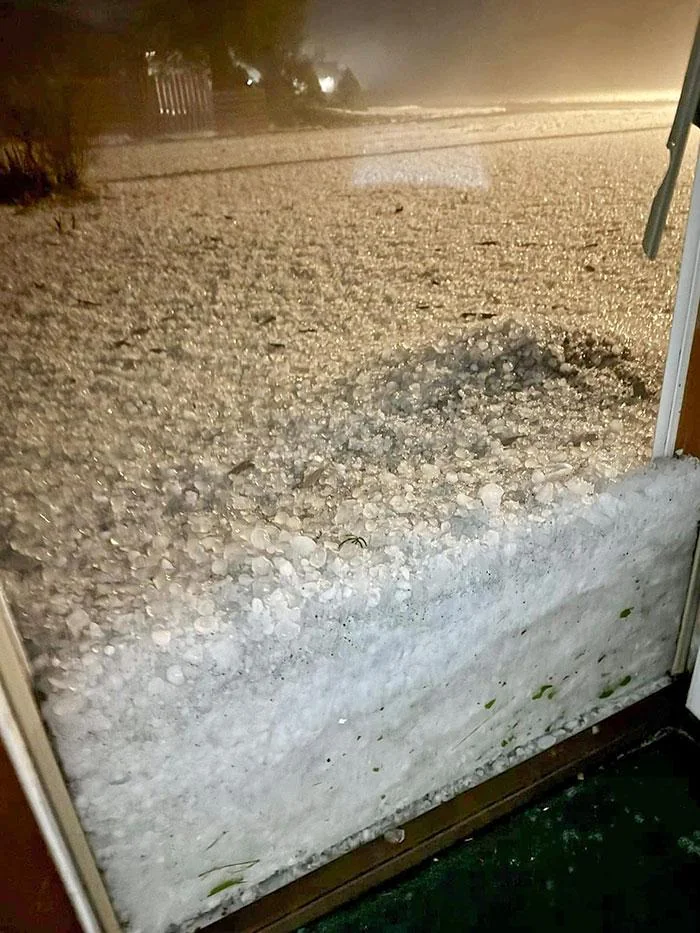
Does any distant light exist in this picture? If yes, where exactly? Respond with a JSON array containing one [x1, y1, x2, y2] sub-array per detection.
[[238, 62, 261, 84], [319, 76, 336, 94]]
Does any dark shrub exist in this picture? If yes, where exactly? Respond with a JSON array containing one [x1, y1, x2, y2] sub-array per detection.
[[333, 68, 366, 111], [0, 74, 99, 203], [0, 139, 52, 203]]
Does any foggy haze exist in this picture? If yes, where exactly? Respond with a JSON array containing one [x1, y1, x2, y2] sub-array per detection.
[[308, 0, 699, 103], [34, 1, 700, 102]]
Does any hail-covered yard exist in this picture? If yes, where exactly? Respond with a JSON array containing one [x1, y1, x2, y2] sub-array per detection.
[[0, 106, 686, 658], [0, 104, 697, 932]]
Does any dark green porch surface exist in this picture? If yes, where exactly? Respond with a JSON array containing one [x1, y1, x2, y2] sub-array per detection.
[[300, 730, 700, 933]]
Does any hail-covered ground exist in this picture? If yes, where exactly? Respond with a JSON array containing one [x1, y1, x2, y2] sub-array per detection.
[[0, 104, 697, 931], [0, 104, 686, 658]]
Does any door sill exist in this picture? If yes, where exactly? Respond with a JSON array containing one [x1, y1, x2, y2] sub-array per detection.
[[203, 679, 688, 933]]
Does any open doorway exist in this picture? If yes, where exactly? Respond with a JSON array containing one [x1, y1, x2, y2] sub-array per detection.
[[1, 3, 700, 932]]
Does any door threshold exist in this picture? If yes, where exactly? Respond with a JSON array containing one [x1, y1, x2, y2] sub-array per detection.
[[203, 680, 688, 933]]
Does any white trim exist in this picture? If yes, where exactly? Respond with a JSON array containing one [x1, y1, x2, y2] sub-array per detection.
[[673, 524, 700, 674], [0, 589, 122, 933], [0, 686, 102, 933], [653, 143, 700, 458], [688, 649, 700, 718]]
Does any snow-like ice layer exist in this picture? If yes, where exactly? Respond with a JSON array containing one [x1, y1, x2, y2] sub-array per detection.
[[0, 110, 696, 931], [90, 104, 674, 183], [32, 460, 700, 932]]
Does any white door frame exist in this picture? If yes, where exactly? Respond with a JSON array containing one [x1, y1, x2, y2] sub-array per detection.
[[651, 137, 700, 716], [653, 145, 700, 458], [689, 655, 700, 718], [0, 589, 121, 933]]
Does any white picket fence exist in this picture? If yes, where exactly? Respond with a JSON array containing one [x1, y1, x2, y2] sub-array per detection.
[[149, 70, 214, 134]]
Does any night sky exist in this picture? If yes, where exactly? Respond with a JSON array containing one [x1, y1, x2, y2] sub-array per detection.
[[307, 0, 699, 100], [30, 1, 700, 100]]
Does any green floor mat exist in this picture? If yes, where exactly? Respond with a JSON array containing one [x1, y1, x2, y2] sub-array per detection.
[[301, 730, 700, 932]]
